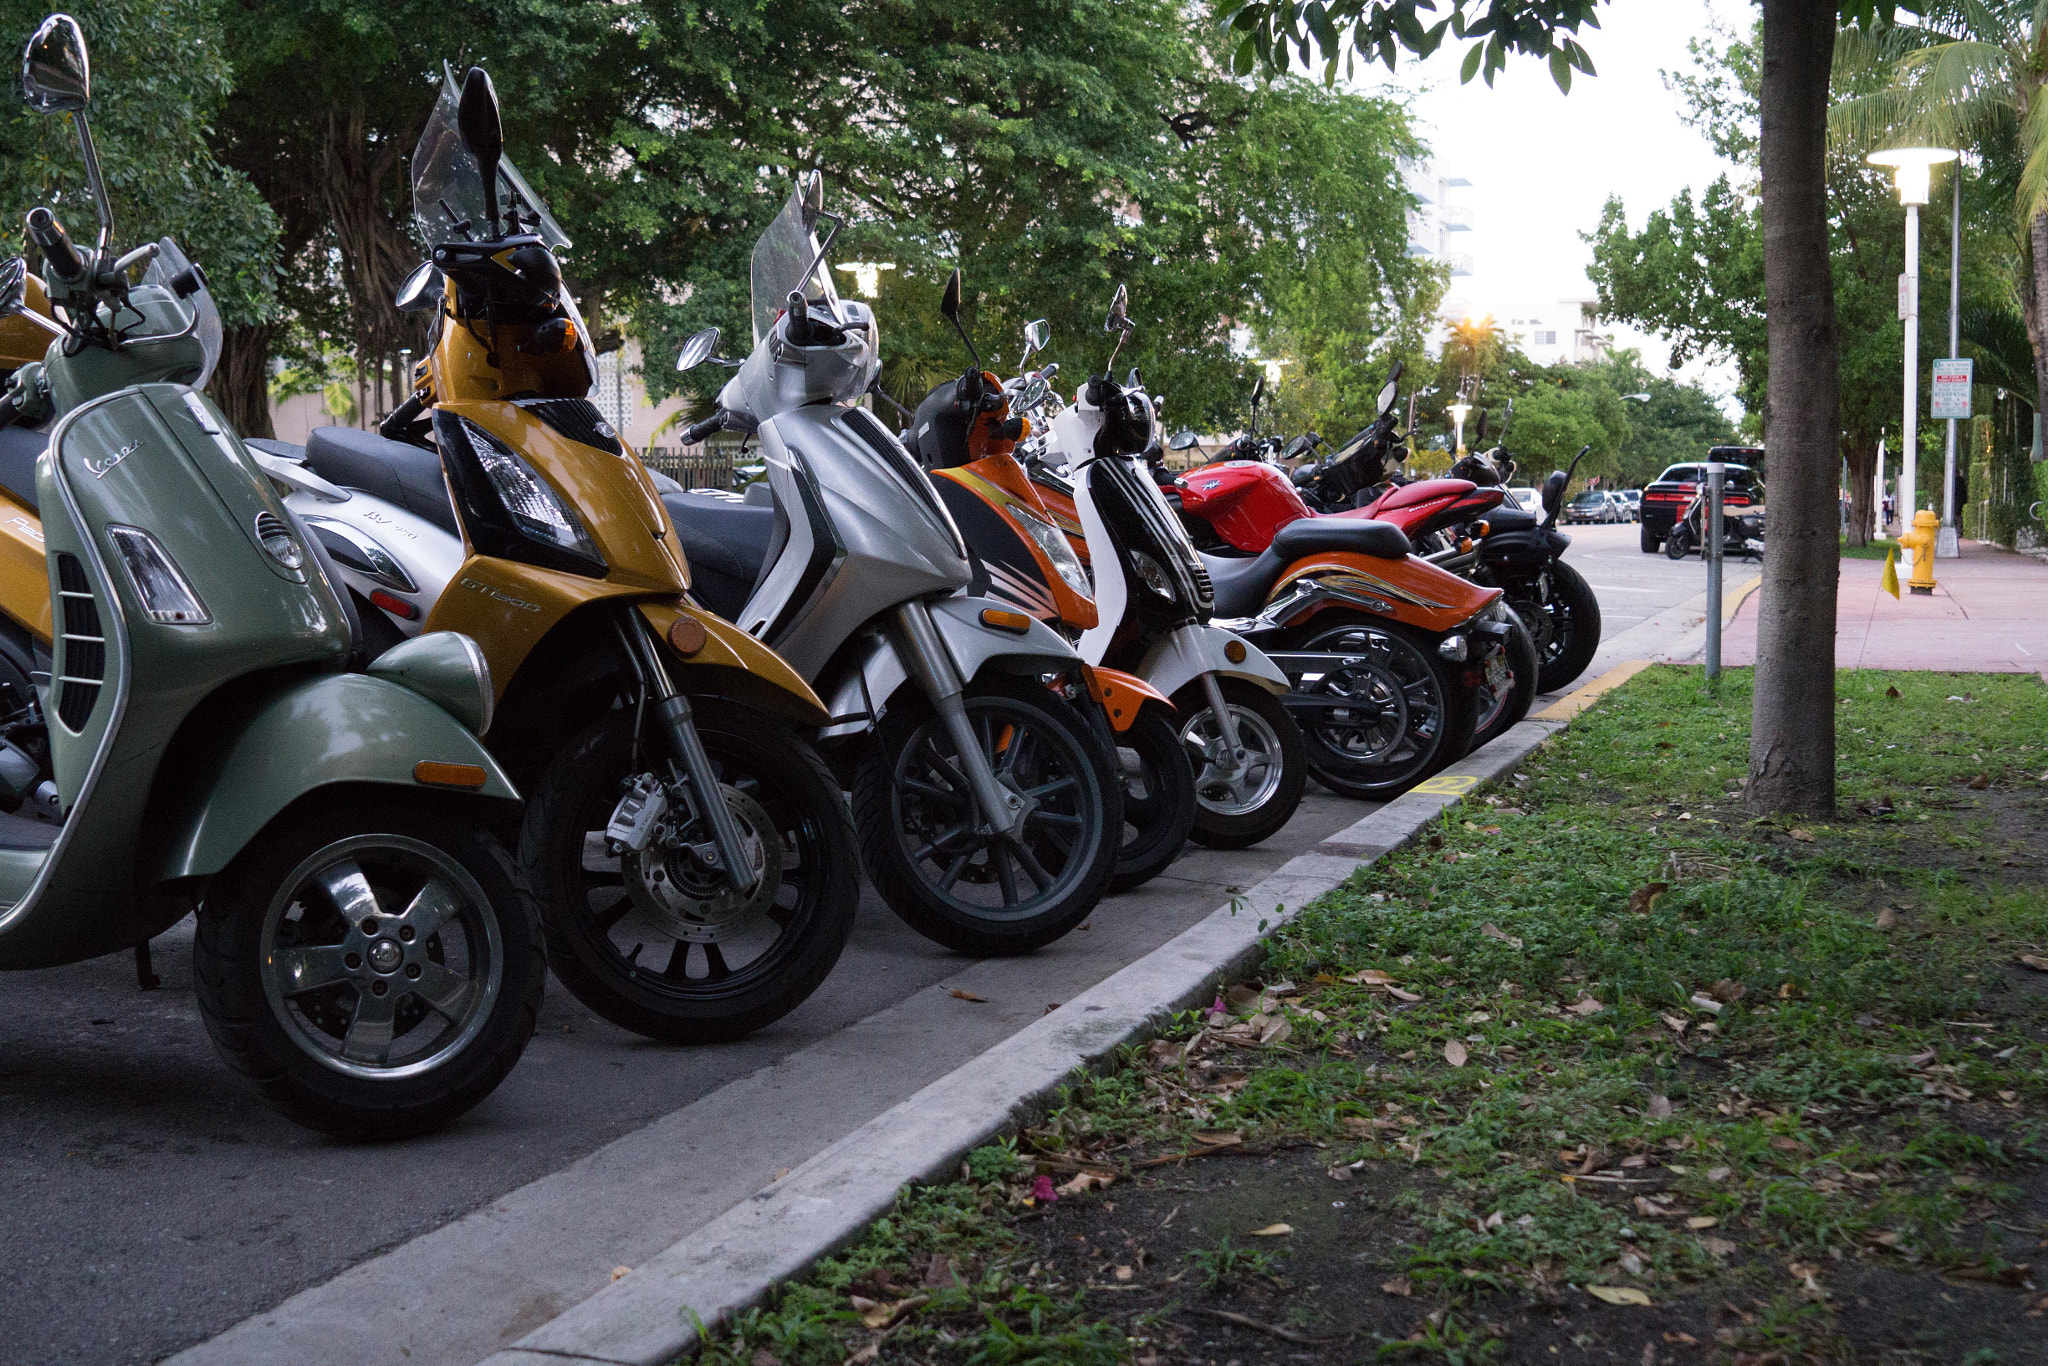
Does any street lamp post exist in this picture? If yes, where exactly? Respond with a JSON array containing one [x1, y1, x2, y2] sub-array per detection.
[[1868, 146, 1957, 537], [1447, 401, 1472, 454]]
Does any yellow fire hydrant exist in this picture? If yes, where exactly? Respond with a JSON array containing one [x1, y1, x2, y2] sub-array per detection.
[[1897, 508, 1939, 595]]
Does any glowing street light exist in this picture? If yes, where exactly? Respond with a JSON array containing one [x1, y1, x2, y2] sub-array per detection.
[[1447, 400, 1473, 454], [835, 261, 896, 297], [1868, 146, 1957, 535]]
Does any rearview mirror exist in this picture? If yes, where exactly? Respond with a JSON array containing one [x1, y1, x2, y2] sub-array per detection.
[[1022, 318, 1049, 357], [21, 13, 89, 113], [940, 268, 963, 322], [1170, 429, 1199, 451], [1376, 377, 1398, 416], [675, 326, 721, 372], [457, 67, 504, 231], [394, 260, 444, 313], [0, 257, 25, 316], [1284, 434, 1311, 458], [1104, 283, 1131, 335], [1250, 373, 1265, 409]]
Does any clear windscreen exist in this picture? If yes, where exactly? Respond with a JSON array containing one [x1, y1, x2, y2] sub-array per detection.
[[142, 237, 221, 390], [411, 65, 570, 250], [749, 185, 839, 345]]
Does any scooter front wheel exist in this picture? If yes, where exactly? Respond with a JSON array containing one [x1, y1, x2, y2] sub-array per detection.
[[853, 675, 1120, 955], [520, 704, 860, 1044], [193, 801, 546, 1140], [1176, 678, 1307, 850]]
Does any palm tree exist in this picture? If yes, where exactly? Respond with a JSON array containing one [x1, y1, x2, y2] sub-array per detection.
[[1830, 2, 2048, 421]]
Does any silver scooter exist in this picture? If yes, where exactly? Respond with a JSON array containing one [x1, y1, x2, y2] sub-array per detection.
[[660, 176, 1122, 956]]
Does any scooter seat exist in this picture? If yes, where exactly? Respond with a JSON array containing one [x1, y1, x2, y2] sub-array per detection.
[[0, 424, 47, 513], [1200, 548, 1287, 620], [660, 491, 777, 621], [301, 427, 460, 539]]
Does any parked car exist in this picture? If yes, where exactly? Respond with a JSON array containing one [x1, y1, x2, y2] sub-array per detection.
[[1641, 448, 1764, 553], [1562, 490, 1618, 524], [1616, 489, 1642, 522], [1503, 487, 1544, 516]]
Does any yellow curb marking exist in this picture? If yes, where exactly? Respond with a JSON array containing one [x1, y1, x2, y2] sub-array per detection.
[[1532, 658, 1654, 723], [1723, 573, 1762, 623], [1412, 773, 1480, 795]]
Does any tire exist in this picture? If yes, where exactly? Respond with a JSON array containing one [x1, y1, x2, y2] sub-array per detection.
[[1528, 560, 1602, 695], [1471, 613, 1538, 749], [519, 703, 859, 1044], [852, 674, 1120, 956], [193, 800, 546, 1139], [1105, 707, 1197, 893], [1284, 615, 1477, 802], [1665, 525, 1693, 559], [1176, 677, 1308, 850], [1640, 523, 1661, 554]]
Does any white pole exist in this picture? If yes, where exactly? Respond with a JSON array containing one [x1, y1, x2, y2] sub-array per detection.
[[1875, 438, 1887, 537], [1902, 204, 1920, 532], [1938, 168, 1962, 556]]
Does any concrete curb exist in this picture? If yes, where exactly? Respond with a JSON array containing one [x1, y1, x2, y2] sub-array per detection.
[[481, 713, 1579, 1366]]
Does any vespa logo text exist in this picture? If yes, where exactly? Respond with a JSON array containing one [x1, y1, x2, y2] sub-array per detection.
[[460, 578, 541, 612], [86, 440, 141, 480]]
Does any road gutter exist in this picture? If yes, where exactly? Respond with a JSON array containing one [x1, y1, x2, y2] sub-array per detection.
[[481, 693, 1620, 1366]]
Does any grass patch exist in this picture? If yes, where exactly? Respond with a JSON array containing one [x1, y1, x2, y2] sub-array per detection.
[[1841, 536, 1904, 561], [684, 667, 2048, 1365]]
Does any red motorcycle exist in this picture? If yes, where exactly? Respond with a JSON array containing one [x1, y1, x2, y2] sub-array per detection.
[[1163, 377, 1546, 748]]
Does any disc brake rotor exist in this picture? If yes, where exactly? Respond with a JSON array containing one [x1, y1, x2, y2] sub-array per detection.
[[620, 782, 782, 943]]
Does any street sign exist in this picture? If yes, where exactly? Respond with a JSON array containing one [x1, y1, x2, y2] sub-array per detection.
[[1898, 272, 1917, 320], [1931, 358, 1973, 419]]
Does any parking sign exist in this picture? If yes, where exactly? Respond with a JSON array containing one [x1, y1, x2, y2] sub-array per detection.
[[1931, 358, 1973, 419]]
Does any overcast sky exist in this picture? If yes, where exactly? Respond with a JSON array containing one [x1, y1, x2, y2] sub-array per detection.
[[1349, 0, 1757, 406]]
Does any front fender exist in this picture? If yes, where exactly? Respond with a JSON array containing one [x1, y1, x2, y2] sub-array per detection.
[[156, 673, 519, 881], [1135, 623, 1289, 699], [639, 598, 830, 728], [927, 593, 1081, 682], [1085, 665, 1173, 732]]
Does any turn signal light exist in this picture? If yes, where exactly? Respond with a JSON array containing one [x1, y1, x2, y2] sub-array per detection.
[[1473, 520, 1490, 537], [981, 608, 1032, 634], [369, 589, 419, 620], [414, 761, 488, 788]]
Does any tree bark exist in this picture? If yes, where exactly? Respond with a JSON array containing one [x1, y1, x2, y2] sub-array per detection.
[[1747, 0, 1839, 817], [209, 323, 277, 439], [1844, 438, 1876, 547], [2030, 210, 2048, 448]]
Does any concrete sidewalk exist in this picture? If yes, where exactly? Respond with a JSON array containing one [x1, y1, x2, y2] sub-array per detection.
[[1723, 541, 2048, 674]]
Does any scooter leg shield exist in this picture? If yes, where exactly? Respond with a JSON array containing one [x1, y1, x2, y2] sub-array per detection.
[[155, 672, 519, 882], [1133, 622, 1289, 699]]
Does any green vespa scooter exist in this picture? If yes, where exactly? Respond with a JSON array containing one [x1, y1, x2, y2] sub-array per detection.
[[0, 14, 546, 1139]]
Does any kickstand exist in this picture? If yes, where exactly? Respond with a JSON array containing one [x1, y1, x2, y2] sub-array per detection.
[[134, 938, 160, 991]]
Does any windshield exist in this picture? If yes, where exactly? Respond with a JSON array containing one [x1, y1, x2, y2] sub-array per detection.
[[749, 184, 839, 346], [141, 236, 221, 390], [411, 64, 569, 250]]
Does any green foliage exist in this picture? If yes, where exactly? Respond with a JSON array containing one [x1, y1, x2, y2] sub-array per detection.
[[0, 0, 279, 326], [1182, 1233, 1278, 1291]]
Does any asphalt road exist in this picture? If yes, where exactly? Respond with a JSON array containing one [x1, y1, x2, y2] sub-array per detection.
[[0, 522, 1715, 1366]]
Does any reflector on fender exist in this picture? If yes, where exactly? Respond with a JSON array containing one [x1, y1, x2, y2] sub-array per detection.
[[981, 608, 1032, 634], [668, 614, 708, 655], [1224, 639, 1247, 664], [369, 589, 419, 621], [414, 761, 488, 788]]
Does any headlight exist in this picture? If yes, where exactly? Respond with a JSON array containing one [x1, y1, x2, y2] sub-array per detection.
[[1011, 503, 1093, 597], [1128, 549, 1175, 599], [106, 525, 210, 624], [440, 413, 606, 576]]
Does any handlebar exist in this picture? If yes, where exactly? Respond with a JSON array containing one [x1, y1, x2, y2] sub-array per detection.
[[679, 414, 725, 446], [378, 391, 430, 442], [27, 207, 83, 282]]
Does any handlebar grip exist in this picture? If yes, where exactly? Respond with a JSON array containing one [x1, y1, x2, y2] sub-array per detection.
[[679, 415, 725, 446], [26, 208, 83, 281], [378, 391, 428, 441]]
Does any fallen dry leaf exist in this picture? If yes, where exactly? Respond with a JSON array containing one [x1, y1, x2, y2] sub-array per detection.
[[1444, 1039, 1469, 1067], [924, 1253, 960, 1289], [1380, 1276, 1413, 1297], [2018, 954, 2048, 973], [610, 1265, 633, 1282], [1968, 773, 1990, 790], [1627, 882, 1670, 915], [1586, 1285, 1653, 1306], [1386, 984, 1423, 1003], [1875, 907, 1899, 929], [1700, 1236, 1737, 1258], [1113, 1265, 1132, 1282], [1769, 1136, 1802, 1152], [1647, 1095, 1673, 1120], [1567, 996, 1605, 1016], [1345, 969, 1395, 985], [1480, 922, 1524, 949], [860, 1294, 930, 1329], [1249, 1223, 1294, 1237], [1789, 828, 1815, 842], [1706, 1166, 1732, 1182], [1663, 1332, 1700, 1346], [1193, 1129, 1243, 1146], [843, 1342, 880, 1366], [1057, 1170, 1115, 1196], [1633, 1196, 1670, 1217], [1709, 978, 1747, 1003], [948, 988, 988, 1003], [1341, 1116, 1374, 1137], [1885, 685, 1901, 698], [1686, 1216, 1718, 1230]]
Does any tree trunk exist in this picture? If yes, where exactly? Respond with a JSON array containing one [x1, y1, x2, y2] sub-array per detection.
[[1844, 438, 1876, 548], [2030, 210, 2048, 451], [209, 323, 276, 439], [1747, 0, 1839, 817]]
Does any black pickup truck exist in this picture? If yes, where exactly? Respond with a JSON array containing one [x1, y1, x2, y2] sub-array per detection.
[[1639, 447, 1764, 553]]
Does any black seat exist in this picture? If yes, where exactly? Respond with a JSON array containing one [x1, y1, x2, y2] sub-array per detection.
[[660, 491, 778, 621], [0, 424, 47, 513], [1200, 516, 1413, 619], [301, 427, 460, 538], [1484, 506, 1537, 533]]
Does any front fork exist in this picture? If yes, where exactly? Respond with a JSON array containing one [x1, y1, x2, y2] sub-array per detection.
[[1197, 672, 1250, 779], [890, 599, 1031, 840], [617, 611, 760, 893]]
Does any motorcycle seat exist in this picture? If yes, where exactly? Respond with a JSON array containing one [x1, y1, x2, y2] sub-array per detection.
[[1199, 516, 1413, 620], [1484, 506, 1537, 533], [301, 427, 460, 539], [0, 424, 47, 513], [660, 491, 778, 621]]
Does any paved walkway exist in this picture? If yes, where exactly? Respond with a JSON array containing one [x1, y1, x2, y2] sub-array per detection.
[[1722, 541, 2048, 674]]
